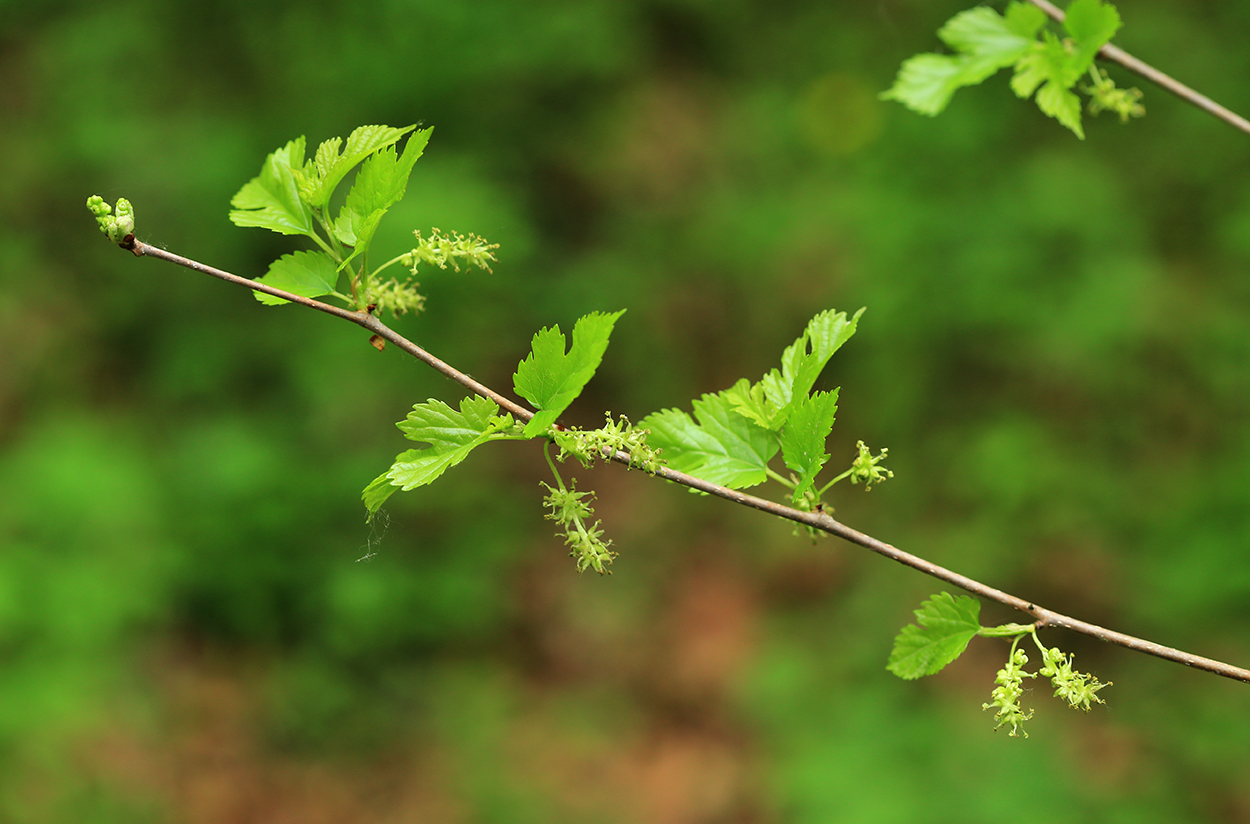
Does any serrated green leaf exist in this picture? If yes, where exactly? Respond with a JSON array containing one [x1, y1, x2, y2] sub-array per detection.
[[514, 310, 626, 437], [229, 137, 316, 237], [735, 307, 863, 431], [334, 128, 432, 247], [1010, 40, 1058, 99], [1037, 79, 1085, 138], [362, 470, 399, 514], [1002, 1, 1047, 37], [641, 392, 779, 489], [253, 250, 340, 305], [721, 378, 775, 430], [936, 5, 1042, 80], [880, 6, 1042, 115], [302, 124, 416, 209], [788, 307, 865, 401], [1063, 0, 1121, 66], [1011, 33, 1087, 138], [880, 54, 978, 116], [780, 389, 839, 503], [887, 592, 983, 680], [363, 396, 508, 516]]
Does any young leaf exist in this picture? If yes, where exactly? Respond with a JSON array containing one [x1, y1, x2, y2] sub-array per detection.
[[779, 388, 839, 503], [786, 307, 865, 404], [229, 137, 316, 237], [253, 250, 340, 305], [1011, 33, 1086, 138], [720, 378, 775, 431], [333, 128, 433, 248], [301, 124, 416, 209], [880, 4, 1044, 115], [514, 310, 626, 437], [363, 395, 514, 516], [729, 307, 864, 430], [362, 471, 400, 515], [641, 392, 779, 489], [887, 592, 982, 679], [1064, 0, 1122, 67]]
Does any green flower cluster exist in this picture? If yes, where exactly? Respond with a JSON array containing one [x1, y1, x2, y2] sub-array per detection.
[[400, 228, 499, 275], [849, 440, 893, 489], [983, 631, 1111, 737], [983, 644, 1036, 737], [541, 479, 615, 575], [552, 413, 663, 473], [1083, 67, 1145, 122], [1039, 645, 1112, 711]]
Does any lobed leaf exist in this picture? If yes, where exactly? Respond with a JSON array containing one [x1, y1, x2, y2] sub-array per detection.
[[1064, 0, 1121, 68], [887, 592, 982, 679], [363, 395, 513, 515], [641, 392, 779, 489], [514, 310, 626, 437], [779, 389, 839, 503], [880, 4, 1043, 116], [730, 307, 863, 431], [229, 137, 315, 237], [253, 250, 340, 305], [301, 124, 416, 209], [334, 128, 433, 248]]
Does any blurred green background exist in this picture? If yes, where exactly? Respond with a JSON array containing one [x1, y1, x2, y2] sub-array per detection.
[[3, 0, 1250, 820]]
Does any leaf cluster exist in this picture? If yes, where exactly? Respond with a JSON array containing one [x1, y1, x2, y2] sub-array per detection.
[[228, 125, 496, 316], [881, 0, 1141, 139], [639, 307, 888, 513]]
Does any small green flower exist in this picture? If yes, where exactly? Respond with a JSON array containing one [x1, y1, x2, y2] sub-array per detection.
[[86, 195, 135, 243], [983, 645, 1036, 738], [540, 479, 616, 574], [849, 440, 893, 489], [1083, 68, 1145, 123], [401, 228, 498, 275], [552, 413, 662, 473], [1039, 646, 1111, 711], [366, 277, 426, 317]]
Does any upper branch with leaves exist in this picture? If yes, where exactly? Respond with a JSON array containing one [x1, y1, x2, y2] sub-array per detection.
[[881, 0, 1250, 139], [90, 35, 1249, 745]]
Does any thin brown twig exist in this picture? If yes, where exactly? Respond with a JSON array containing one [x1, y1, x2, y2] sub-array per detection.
[[1027, 0, 1250, 136], [124, 236, 1250, 684]]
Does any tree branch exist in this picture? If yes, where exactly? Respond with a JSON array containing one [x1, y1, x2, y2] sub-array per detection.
[[1027, 0, 1250, 136], [123, 236, 1250, 684]]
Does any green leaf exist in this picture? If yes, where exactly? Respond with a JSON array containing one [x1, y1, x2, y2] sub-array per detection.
[[301, 124, 416, 209], [729, 307, 863, 430], [1036, 77, 1085, 139], [1002, 0, 1049, 38], [362, 471, 400, 514], [641, 392, 779, 489], [363, 396, 511, 516], [1011, 33, 1087, 138], [1063, 0, 1121, 69], [253, 250, 340, 305], [937, 4, 1044, 81], [779, 389, 839, 503], [229, 137, 316, 237], [333, 128, 433, 247], [514, 310, 626, 437], [880, 5, 1043, 115], [887, 592, 983, 680]]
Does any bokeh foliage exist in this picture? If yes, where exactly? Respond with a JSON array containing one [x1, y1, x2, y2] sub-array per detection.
[[3, 0, 1250, 820]]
